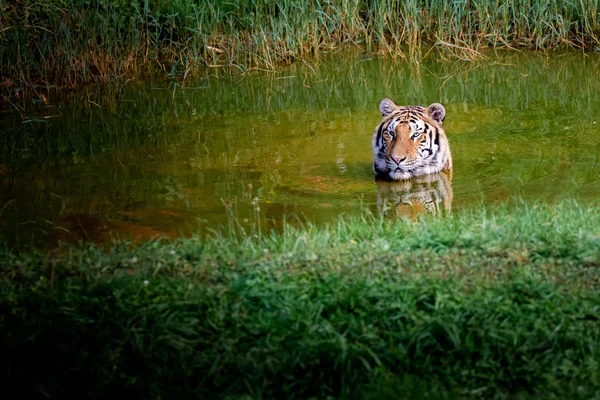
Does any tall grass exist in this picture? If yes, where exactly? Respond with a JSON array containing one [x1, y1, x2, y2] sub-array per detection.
[[2, 200, 600, 398], [2, 0, 600, 106]]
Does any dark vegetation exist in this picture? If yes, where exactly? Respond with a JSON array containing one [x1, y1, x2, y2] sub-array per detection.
[[2, 201, 600, 398]]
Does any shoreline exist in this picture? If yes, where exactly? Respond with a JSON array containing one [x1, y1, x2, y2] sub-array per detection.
[[2, 0, 600, 108]]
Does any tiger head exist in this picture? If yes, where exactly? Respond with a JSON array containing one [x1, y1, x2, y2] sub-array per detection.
[[372, 98, 452, 181]]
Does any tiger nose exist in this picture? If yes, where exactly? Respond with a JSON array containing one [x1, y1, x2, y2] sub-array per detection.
[[391, 156, 406, 164]]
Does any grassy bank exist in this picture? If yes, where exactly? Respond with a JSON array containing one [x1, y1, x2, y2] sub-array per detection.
[[2, 200, 600, 398], [2, 0, 600, 107]]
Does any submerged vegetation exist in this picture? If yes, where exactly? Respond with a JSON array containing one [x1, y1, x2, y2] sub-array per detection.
[[2, 0, 600, 105], [2, 201, 600, 398]]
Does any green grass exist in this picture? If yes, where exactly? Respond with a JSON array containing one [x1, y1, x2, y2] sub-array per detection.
[[2, 0, 600, 107], [2, 200, 600, 398]]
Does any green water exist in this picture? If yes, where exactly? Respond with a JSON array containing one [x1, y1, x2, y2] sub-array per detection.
[[1, 51, 599, 248]]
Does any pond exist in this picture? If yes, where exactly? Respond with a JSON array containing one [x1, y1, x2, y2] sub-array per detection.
[[1, 51, 599, 248]]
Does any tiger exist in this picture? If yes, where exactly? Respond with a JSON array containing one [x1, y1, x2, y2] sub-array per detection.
[[372, 98, 452, 181], [375, 170, 453, 219]]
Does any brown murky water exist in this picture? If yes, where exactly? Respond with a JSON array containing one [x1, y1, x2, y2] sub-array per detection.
[[1, 51, 599, 248]]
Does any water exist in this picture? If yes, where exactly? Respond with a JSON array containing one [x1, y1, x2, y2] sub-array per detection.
[[1, 51, 599, 248]]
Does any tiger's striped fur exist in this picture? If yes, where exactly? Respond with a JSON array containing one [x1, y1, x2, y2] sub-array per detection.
[[373, 98, 452, 181]]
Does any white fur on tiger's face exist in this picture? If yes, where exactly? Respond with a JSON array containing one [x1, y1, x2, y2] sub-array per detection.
[[372, 98, 452, 181]]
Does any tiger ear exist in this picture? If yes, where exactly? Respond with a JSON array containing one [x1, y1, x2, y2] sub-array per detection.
[[427, 103, 446, 124], [379, 98, 398, 117]]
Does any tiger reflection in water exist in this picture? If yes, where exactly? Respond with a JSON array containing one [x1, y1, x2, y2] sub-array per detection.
[[375, 170, 453, 218]]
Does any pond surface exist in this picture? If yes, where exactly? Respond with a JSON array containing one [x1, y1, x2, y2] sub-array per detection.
[[1, 51, 600, 248]]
